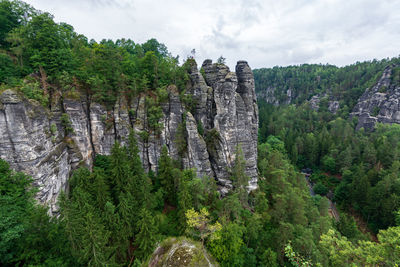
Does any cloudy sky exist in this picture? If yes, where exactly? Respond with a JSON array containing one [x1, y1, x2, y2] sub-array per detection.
[[25, 0, 400, 69]]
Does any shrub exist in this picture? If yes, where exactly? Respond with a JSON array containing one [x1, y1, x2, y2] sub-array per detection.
[[60, 113, 74, 134], [313, 182, 328, 196]]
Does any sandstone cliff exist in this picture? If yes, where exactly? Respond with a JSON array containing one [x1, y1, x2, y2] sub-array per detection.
[[0, 60, 258, 213], [351, 65, 400, 130]]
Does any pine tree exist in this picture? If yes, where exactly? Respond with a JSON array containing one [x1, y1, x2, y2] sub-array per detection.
[[126, 129, 153, 211], [231, 145, 249, 207], [117, 192, 135, 237], [92, 168, 110, 211], [134, 208, 157, 260], [126, 130, 145, 177], [110, 142, 131, 201], [158, 145, 176, 204], [177, 171, 193, 233]]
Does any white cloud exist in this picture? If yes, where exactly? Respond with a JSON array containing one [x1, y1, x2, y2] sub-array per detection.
[[25, 0, 400, 69]]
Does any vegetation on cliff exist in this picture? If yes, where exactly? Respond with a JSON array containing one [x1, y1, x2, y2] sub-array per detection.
[[1, 0, 400, 266], [0, 0, 191, 110], [254, 57, 400, 110]]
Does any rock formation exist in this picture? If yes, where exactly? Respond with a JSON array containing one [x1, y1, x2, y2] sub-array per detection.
[[147, 237, 218, 267], [256, 86, 340, 114], [0, 60, 259, 213], [352, 65, 400, 130]]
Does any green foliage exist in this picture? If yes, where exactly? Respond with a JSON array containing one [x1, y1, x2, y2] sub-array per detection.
[[258, 97, 400, 232], [186, 207, 222, 245], [58, 134, 159, 266], [0, 159, 75, 266], [208, 222, 245, 266], [334, 213, 364, 241], [0, 53, 20, 83], [175, 115, 188, 158], [158, 145, 178, 205], [146, 96, 164, 134], [231, 145, 250, 206], [0, 0, 192, 108], [256, 141, 333, 265], [217, 55, 226, 65], [18, 78, 49, 106], [204, 128, 221, 155], [60, 113, 74, 134], [135, 208, 158, 260], [371, 106, 380, 116], [320, 227, 400, 266], [313, 182, 328, 196], [266, 135, 286, 153], [284, 242, 313, 267], [254, 58, 398, 109], [197, 120, 204, 136], [50, 122, 57, 134], [321, 155, 336, 173]]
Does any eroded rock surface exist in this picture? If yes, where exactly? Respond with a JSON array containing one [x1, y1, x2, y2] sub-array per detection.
[[352, 65, 400, 130], [0, 60, 259, 213], [148, 238, 218, 267]]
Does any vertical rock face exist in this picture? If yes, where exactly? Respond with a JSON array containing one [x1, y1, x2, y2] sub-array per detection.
[[199, 60, 259, 192], [0, 90, 75, 212], [0, 60, 259, 213], [351, 65, 400, 130]]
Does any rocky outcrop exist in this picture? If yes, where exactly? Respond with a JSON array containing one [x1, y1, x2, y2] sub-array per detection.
[[256, 87, 293, 106], [351, 65, 400, 130], [307, 94, 339, 114], [201, 60, 258, 193], [147, 237, 218, 267], [0, 90, 75, 212], [0, 60, 259, 213], [256, 85, 340, 114]]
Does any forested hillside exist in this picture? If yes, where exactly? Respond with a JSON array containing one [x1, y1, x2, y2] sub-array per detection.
[[254, 58, 400, 111], [1, 0, 400, 266], [256, 57, 400, 265]]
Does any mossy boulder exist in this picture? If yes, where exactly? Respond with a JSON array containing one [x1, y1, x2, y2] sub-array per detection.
[[147, 237, 218, 267]]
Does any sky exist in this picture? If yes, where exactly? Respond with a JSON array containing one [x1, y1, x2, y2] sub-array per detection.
[[25, 0, 400, 70]]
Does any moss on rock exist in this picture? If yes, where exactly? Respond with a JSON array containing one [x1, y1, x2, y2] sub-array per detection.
[[147, 237, 218, 267]]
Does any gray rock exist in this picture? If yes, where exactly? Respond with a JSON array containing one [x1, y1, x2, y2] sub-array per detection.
[[351, 65, 400, 130], [328, 100, 340, 114], [0, 60, 259, 213], [148, 237, 218, 267], [0, 89, 22, 104], [309, 95, 320, 111]]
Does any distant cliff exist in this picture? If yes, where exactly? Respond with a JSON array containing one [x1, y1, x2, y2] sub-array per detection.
[[0, 60, 258, 213], [351, 65, 400, 130], [254, 58, 400, 122], [253, 59, 398, 114]]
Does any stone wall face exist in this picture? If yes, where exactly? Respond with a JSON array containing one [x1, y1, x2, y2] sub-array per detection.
[[0, 60, 259, 213], [351, 65, 400, 130]]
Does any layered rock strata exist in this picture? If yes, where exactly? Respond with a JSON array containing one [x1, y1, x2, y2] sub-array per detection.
[[352, 65, 400, 130], [0, 60, 259, 213]]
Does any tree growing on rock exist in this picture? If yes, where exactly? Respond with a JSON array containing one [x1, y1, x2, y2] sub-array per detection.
[[185, 207, 221, 246]]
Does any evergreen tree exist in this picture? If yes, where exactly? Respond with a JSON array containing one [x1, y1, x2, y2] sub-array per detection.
[[110, 142, 131, 201], [231, 145, 250, 207], [158, 145, 176, 204], [135, 208, 158, 260], [177, 170, 193, 233]]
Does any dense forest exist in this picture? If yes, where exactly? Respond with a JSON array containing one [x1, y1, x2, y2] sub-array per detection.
[[254, 58, 400, 110], [1, 0, 400, 266]]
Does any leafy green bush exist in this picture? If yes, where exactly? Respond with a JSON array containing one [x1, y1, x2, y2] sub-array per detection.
[[322, 155, 336, 173], [0, 53, 20, 83], [60, 113, 74, 134], [313, 182, 328, 196], [19, 80, 48, 107]]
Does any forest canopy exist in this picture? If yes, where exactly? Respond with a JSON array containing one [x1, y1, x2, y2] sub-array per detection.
[[1, 0, 400, 266]]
